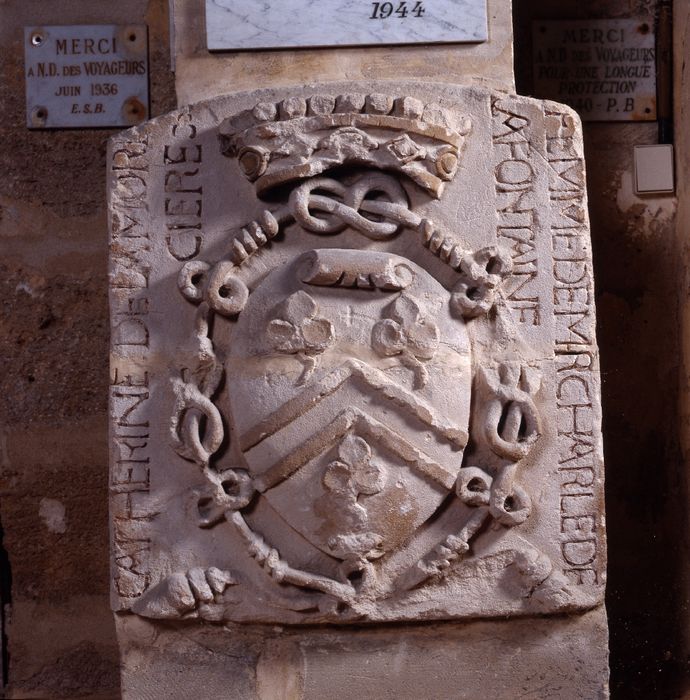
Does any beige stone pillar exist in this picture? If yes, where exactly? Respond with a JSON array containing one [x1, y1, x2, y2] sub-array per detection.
[[108, 3, 609, 698]]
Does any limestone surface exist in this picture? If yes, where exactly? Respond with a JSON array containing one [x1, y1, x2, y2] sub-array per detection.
[[108, 82, 606, 630]]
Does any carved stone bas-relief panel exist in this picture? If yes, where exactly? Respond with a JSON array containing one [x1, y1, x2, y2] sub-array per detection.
[[108, 82, 605, 625]]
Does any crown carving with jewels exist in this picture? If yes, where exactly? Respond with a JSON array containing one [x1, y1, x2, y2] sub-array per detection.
[[219, 93, 472, 199]]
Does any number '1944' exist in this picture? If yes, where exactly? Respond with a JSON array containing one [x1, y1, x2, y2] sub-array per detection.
[[370, 1, 426, 19]]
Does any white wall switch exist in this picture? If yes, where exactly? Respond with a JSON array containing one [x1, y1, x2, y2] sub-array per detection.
[[634, 144, 675, 195]]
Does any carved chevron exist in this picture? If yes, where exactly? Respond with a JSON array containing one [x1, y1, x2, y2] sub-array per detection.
[[239, 358, 469, 453], [253, 406, 457, 493]]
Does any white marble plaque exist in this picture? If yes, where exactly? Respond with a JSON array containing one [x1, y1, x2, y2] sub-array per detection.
[[24, 25, 149, 129], [205, 0, 488, 50], [532, 19, 656, 122]]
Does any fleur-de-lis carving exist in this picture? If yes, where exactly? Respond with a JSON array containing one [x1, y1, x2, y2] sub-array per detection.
[[267, 290, 335, 384], [320, 435, 385, 561], [371, 295, 439, 389], [323, 436, 385, 505]]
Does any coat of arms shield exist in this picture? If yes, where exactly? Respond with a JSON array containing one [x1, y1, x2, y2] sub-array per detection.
[[110, 84, 605, 625]]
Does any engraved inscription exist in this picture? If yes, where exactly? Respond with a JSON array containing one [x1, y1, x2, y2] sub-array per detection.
[[557, 352, 600, 585], [164, 111, 203, 261], [110, 367, 153, 599], [492, 98, 541, 326], [109, 134, 157, 605], [370, 1, 426, 19], [546, 107, 601, 583], [546, 108, 594, 352]]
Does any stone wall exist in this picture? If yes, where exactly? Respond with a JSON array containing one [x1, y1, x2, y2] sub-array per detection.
[[0, 1, 175, 697]]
